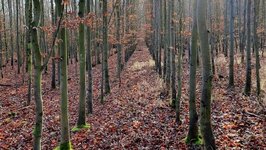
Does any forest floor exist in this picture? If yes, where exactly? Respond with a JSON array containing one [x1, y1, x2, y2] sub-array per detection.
[[0, 33, 266, 149]]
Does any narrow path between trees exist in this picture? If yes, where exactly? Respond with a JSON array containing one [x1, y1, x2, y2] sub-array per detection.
[[70, 34, 188, 149]]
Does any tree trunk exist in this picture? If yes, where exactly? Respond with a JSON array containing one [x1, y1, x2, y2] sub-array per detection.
[[87, 0, 93, 114], [176, 0, 184, 124], [244, 0, 252, 96], [25, 0, 32, 105], [55, 0, 72, 148], [8, 0, 14, 68], [116, 0, 122, 84], [77, 0, 86, 126], [1, 0, 8, 64], [229, 0, 234, 88], [223, 0, 228, 57], [16, 0, 21, 74], [254, 0, 260, 96], [103, 0, 110, 94], [197, 0, 216, 148], [32, 0, 43, 148], [51, 0, 56, 89], [186, 0, 199, 144]]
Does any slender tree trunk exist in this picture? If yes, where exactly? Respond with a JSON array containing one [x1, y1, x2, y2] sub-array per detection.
[[244, 0, 252, 96], [186, 0, 199, 144], [8, 0, 14, 68], [32, 0, 43, 148], [77, 0, 86, 126], [163, 0, 167, 79], [254, 0, 260, 96], [176, 0, 184, 124], [87, 0, 93, 114], [51, 0, 56, 89], [103, 0, 110, 94], [241, 0, 247, 63], [26, 0, 32, 105], [116, 0, 122, 84], [197, 0, 216, 148], [55, 0, 72, 148], [223, 0, 228, 57], [1, 0, 8, 64], [16, 0, 21, 74], [0, 16, 2, 78], [229, 0, 234, 88]]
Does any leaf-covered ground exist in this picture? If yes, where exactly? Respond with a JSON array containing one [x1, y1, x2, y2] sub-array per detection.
[[0, 36, 265, 149]]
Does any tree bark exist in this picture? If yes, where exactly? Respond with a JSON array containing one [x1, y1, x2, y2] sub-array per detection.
[[229, 0, 234, 88], [103, 0, 111, 94], [87, 0, 93, 114], [187, 0, 199, 144], [197, 0, 216, 148], [244, 0, 252, 96]]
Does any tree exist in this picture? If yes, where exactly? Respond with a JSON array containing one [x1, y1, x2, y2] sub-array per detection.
[[168, 0, 176, 109], [77, 0, 86, 126], [51, 0, 56, 89], [87, 0, 93, 114], [153, 0, 161, 75], [8, 0, 14, 68], [31, 0, 43, 148], [176, 0, 184, 124], [103, 0, 111, 95], [244, 0, 251, 96], [186, 0, 199, 144], [56, 0, 72, 148], [223, 0, 229, 57], [254, 0, 260, 96], [0, 14, 2, 78], [116, 0, 122, 84], [197, 0, 216, 148], [25, 0, 32, 105], [1, 0, 8, 64], [16, 0, 21, 74], [240, 0, 247, 63], [228, 0, 234, 88]]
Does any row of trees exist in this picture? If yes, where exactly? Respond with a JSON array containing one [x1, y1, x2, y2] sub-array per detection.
[[4, 0, 139, 149], [146, 0, 264, 149]]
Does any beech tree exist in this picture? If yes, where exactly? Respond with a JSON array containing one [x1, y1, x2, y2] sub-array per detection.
[[228, 0, 234, 88], [103, 0, 111, 95], [254, 0, 260, 96], [87, 0, 93, 114], [77, 0, 86, 127], [244, 0, 251, 96], [186, 0, 199, 144], [56, 0, 72, 149], [31, 0, 43, 148], [197, 0, 216, 148]]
